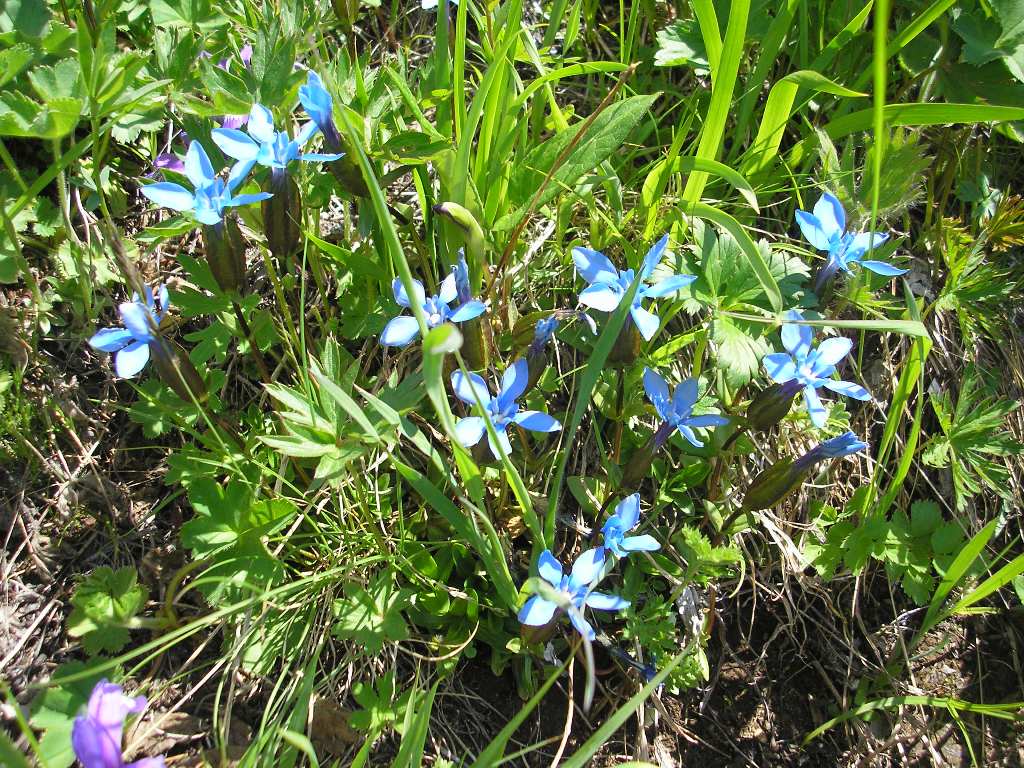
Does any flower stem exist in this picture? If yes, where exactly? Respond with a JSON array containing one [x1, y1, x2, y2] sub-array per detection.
[[232, 300, 274, 384]]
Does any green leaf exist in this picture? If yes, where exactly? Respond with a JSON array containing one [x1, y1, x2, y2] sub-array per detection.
[[332, 573, 412, 654], [0, 0, 49, 38], [148, 0, 227, 30], [654, 20, 709, 73], [909, 500, 942, 538], [30, 660, 118, 768], [711, 316, 769, 390], [992, 0, 1024, 49], [67, 567, 147, 655], [496, 94, 660, 230], [0, 42, 35, 87]]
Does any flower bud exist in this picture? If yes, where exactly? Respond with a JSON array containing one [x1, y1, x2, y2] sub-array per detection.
[[433, 202, 486, 293], [202, 217, 247, 296], [741, 457, 806, 511], [621, 437, 656, 490], [526, 316, 559, 390], [608, 321, 641, 367], [745, 379, 801, 432], [262, 168, 302, 259], [149, 337, 207, 404]]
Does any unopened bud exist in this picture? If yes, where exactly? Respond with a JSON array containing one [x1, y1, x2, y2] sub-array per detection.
[[621, 437, 657, 490], [608, 321, 641, 367], [262, 168, 302, 259], [149, 337, 207, 404], [745, 380, 801, 431], [202, 218, 247, 296], [741, 457, 805, 511]]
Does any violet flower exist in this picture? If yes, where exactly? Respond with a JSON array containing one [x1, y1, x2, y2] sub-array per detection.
[[71, 679, 165, 768]]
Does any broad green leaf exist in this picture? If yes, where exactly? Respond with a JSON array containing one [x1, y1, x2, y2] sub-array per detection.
[[654, 20, 709, 73], [67, 567, 147, 655], [332, 573, 412, 654]]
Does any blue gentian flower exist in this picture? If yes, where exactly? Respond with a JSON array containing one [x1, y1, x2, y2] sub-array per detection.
[[298, 71, 344, 151], [796, 192, 905, 291], [451, 358, 561, 459], [602, 494, 661, 558], [792, 431, 868, 474], [140, 142, 271, 225], [380, 270, 486, 347], [517, 548, 629, 641], [642, 368, 730, 448], [572, 234, 696, 341], [211, 104, 343, 180], [528, 315, 559, 356], [762, 310, 871, 428], [88, 285, 169, 378]]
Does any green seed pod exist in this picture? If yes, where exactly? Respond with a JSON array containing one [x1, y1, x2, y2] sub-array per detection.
[[262, 169, 302, 260], [202, 217, 247, 296], [621, 437, 657, 491], [607, 321, 641, 367], [149, 337, 207, 404]]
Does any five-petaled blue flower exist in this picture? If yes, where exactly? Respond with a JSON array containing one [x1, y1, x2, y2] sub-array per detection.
[[140, 142, 271, 225], [796, 192, 905, 289], [517, 548, 629, 641], [762, 310, 871, 429], [572, 234, 696, 341], [642, 368, 730, 448], [602, 494, 661, 558], [451, 358, 561, 459], [211, 103, 343, 180], [380, 270, 486, 347], [87, 285, 169, 378]]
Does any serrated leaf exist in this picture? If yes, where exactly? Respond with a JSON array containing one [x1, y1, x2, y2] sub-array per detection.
[[67, 566, 147, 655], [711, 316, 770, 390], [909, 500, 942, 538], [0, 42, 34, 86], [27, 58, 82, 101], [332, 573, 412, 654]]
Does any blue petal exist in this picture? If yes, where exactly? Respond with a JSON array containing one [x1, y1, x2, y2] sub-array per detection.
[[813, 192, 846, 238], [299, 71, 333, 128], [629, 304, 660, 341], [227, 158, 257, 191], [641, 273, 696, 298], [620, 534, 660, 553], [299, 152, 344, 163], [672, 378, 699, 415], [642, 368, 670, 412], [567, 609, 596, 641], [804, 386, 827, 428], [814, 337, 853, 367], [639, 234, 669, 279], [686, 413, 730, 428], [781, 319, 813, 359], [451, 369, 492, 407], [393, 278, 426, 308], [118, 301, 154, 341], [247, 104, 276, 144], [438, 273, 458, 304], [572, 246, 619, 285], [211, 128, 259, 162], [584, 591, 630, 611], [569, 547, 605, 590], [518, 595, 558, 626], [763, 352, 797, 383], [229, 192, 273, 207], [537, 550, 563, 586], [380, 315, 420, 346], [449, 300, 485, 323], [677, 425, 703, 448], [614, 494, 640, 531], [114, 340, 150, 378], [184, 141, 216, 188], [822, 379, 871, 400], [497, 358, 529, 409], [140, 182, 195, 211], [88, 327, 133, 352], [295, 120, 319, 148], [795, 210, 831, 251], [453, 415, 486, 447], [859, 260, 907, 277], [511, 410, 562, 433], [578, 283, 623, 312], [486, 427, 512, 460], [846, 231, 889, 260]]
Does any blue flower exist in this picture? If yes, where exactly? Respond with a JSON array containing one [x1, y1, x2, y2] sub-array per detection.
[[528, 315, 559, 356], [642, 368, 730, 448], [572, 234, 696, 341], [451, 358, 561, 459], [796, 192, 905, 285], [762, 310, 871, 428], [517, 548, 629, 641], [452, 249, 471, 303], [87, 285, 169, 378], [140, 142, 271, 225], [298, 71, 344, 150], [380, 269, 486, 347], [602, 494, 661, 558], [211, 103, 343, 179]]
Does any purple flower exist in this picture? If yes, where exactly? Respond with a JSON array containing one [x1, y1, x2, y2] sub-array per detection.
[[601, 494, 661, 558], [572, 234, 696, 341], [380, 269, 486, 347], [762, 310, 871, 428], [88, 285, 169, 378], [517, 548, 629, 640], [795, 192, 905, 292], [642, 368, 729, 449], [71, 680, 165, 768], [450, 358, 561, 459]]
